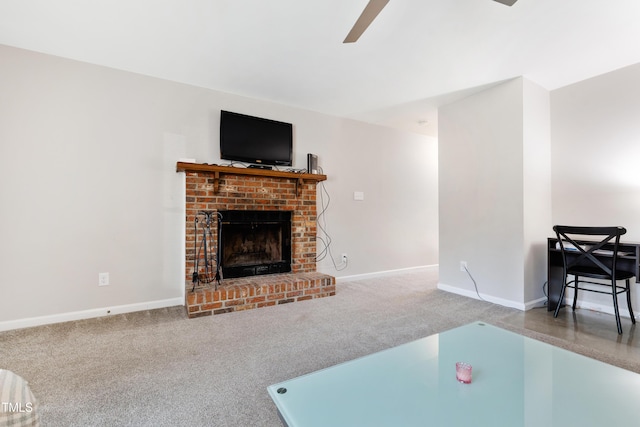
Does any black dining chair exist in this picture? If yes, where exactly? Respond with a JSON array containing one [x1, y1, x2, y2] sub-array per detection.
[[553, 225, 636, 334]]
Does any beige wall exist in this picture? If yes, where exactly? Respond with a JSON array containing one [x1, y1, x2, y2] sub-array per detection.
[[438, 77, 551, 309], [551, 62, 640, 236], [551, 62, 640, 315], [438, 78, 527, 308], [522, 79, 552, 304], [439, 62, 640, 314], [0, 44, 438, 329]]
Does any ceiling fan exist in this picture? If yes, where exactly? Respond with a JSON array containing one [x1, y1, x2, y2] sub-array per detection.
[[343, 0, 519, 43]]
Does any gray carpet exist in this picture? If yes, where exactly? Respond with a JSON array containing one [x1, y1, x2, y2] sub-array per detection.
[[1, 270, 638, 426]]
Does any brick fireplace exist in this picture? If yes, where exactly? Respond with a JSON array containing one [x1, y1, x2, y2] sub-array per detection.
[[176, 162, 336, 318]]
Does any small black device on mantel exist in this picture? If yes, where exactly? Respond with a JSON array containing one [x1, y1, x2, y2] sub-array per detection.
[[219, 110, 293, 168], [307, 153, 318, 174]]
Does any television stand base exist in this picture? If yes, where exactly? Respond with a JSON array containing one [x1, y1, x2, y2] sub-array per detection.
[[248, 164, 273, 170]]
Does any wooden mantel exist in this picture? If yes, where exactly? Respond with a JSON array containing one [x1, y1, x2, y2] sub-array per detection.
[[176, 162, 327, 195]]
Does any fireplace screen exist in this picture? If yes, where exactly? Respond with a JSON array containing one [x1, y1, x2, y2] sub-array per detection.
[[219, 210, 292, 278]]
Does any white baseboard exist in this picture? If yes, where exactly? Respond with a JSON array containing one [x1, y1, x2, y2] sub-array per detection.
[[569, 299, 637, 320], [525, 297, 548, 311], [437, 282, 533, 311], [335, 264, 438, 283], [0, 297, 184, 332]]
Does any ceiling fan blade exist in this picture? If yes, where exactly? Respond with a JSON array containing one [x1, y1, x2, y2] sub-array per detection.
[[493, 0, 518, 5], [343, 0, 390, 43]]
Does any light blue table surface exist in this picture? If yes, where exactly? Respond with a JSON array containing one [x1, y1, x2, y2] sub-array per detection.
[[267, 321, 640, 426]]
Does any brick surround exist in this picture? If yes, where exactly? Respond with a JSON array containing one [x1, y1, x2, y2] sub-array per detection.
[[178, 163, 335, 318]]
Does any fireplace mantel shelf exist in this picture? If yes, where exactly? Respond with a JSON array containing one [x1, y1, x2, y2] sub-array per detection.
[[176, 162, 327, 195]]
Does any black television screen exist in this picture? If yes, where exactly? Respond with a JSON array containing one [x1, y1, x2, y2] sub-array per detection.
[[220, 110, 293, 167]]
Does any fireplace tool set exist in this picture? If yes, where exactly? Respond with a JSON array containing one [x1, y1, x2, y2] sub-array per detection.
[[192, 211, 223, 291]]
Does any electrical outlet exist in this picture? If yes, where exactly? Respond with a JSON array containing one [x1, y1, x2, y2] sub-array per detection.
[[460, 261, 467, 272], [98, 272, 110, 286], [341, 253, 348, 264]]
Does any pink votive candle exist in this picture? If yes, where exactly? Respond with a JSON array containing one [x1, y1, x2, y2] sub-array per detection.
[[456, 362, 472, 384]]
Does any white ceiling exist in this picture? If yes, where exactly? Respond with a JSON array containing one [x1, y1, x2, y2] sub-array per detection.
[[1, 0, 639, 137]]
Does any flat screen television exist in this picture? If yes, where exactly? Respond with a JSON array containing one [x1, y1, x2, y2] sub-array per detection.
[[220, 110, 293, 167]]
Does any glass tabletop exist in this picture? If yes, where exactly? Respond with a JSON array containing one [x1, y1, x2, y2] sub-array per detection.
[[267, 321, 640, 426]]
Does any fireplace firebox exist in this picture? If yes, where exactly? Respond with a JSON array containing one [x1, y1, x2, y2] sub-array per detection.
[[219, 210, 292, 279]]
